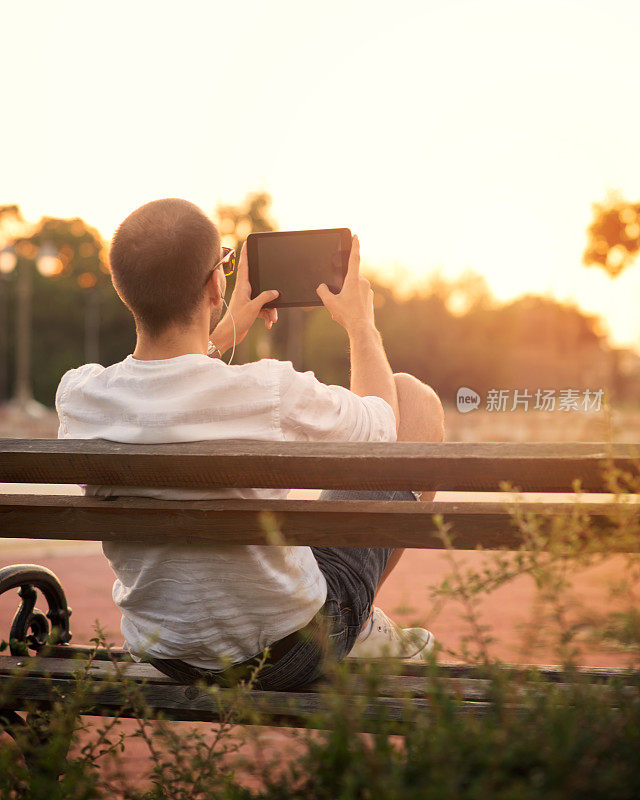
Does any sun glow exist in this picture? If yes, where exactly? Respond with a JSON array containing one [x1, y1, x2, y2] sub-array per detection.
[[2, 0, 640, 350]]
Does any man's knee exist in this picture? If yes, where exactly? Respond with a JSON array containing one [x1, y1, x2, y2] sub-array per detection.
[[393, 373, 444, 420], [393, 372, 445, 442]]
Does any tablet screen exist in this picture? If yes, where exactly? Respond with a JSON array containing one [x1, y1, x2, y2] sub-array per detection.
[[250, 229, 349, 306]]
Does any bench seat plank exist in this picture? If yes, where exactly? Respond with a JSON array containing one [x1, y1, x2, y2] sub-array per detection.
[[2, 496, 637, 549], [1, 658, 631, 731], [0, 674, 487, 729], [3, 656, 633, 685], [2, 440, 638, 492], [2, 657, 633, 697], [5, 679, 494, 728], [2, 657, 495, 700]]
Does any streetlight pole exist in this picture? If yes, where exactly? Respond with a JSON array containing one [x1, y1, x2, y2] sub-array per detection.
[[0, 247, 16, 402], [0, 278, 7, 400], [285, 308, 304, 370], [84, 285, 100, 364], [13, 257, 34, 407], [0, 262, 14, 402]]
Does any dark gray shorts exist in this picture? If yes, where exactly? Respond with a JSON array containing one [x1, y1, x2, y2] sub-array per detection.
[[148, 489, 417, 690]]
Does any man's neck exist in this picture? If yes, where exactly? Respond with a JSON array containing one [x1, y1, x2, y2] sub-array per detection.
[[132, 324, 208, 361]]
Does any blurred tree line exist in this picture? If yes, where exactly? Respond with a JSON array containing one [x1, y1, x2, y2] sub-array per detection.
[[0, 193, 637, 409], [0, 206, 136, 405]]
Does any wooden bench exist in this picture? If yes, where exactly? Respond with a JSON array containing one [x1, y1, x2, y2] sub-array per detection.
[[1, 439, 639, 738]]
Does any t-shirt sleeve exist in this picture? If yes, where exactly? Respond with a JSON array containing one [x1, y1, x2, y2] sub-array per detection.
[[277, 360, 397, 442], [55, 364, 104, 438]]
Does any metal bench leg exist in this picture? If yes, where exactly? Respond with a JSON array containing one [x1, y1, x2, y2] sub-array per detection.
[[1, 708, 72, 779], [1, 565, 74, 777]]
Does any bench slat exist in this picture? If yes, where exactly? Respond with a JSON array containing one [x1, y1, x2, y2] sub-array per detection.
[[2, 657, 632, 701], [1, 658, 630, 730], [1, 495, 637, 549], [2, 657, 491, 700], [1, 440, 638, 492], [1, 675, 494, 728], [3, 656, 632, 685]]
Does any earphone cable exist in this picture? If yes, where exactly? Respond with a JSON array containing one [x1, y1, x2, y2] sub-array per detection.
[[221, 296, 236, 365]]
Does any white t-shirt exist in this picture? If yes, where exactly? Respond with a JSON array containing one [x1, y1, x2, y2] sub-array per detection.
[[55, 353, 396, 669]]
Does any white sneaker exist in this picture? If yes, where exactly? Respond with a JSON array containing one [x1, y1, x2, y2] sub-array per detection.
[[346, 607, 435, 661]]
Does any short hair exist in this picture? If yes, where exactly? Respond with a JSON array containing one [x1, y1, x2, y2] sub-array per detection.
[[109, 198, 221, 336]]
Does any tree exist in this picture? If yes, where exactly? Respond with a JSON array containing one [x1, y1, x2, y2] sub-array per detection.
[[27, 216, 136, 402], [583, 192, 640, 399], [0, 206, 135, 406], [584, 192, 640, 277]]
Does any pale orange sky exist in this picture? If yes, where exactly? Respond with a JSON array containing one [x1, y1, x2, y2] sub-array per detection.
[[2, 0, 640, 350]]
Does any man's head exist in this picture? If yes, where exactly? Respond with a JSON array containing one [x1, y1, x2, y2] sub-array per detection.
[[109, 198, 224, 336]]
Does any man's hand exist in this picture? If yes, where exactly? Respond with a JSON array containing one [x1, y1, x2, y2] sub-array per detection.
[[316, 235, 375, 334], [317, 234, 399, 428], [211, 241, 279, 355]]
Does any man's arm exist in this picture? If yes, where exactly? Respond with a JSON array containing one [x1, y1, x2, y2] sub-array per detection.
[[316, 235, 399, 430], [347, 321, 398, 426]]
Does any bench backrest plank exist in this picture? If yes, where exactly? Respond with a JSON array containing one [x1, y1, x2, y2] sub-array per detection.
[[1, 440, 638, 492], [1, 495, 636, 549]]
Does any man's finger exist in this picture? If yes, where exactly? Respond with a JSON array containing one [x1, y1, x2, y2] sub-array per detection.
[[345, 234, 360, 280], [236, 241, 249, 283], [316, 283, 334, 307], [258, 307, 278, 325], [253, 289, 279, 309]]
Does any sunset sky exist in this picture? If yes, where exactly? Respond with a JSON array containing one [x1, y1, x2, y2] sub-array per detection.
[[3, 0, 640, 350]]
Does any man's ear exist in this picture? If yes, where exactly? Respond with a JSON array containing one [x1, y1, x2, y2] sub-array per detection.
[[205, 268, 223, 307]]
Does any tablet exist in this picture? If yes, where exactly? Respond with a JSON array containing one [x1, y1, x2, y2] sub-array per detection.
[[247, 228, 352, 308]]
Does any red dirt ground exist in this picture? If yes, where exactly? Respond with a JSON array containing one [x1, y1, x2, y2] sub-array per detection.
[[1, 543, 632, 668]]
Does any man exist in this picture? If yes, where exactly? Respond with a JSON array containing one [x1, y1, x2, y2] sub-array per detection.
[[55, 198, 445, 690]]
